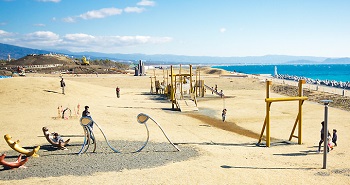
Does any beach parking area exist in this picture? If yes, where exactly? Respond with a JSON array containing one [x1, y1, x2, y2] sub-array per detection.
[[0, 67, 349, 185]]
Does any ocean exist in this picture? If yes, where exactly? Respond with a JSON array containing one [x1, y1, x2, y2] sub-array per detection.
[[213, 64, 350, 82]]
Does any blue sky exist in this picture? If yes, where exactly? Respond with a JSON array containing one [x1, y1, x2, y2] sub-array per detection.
[[0, 0, 349, 57]]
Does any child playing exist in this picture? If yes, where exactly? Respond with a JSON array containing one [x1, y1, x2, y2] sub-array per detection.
[[222, 109, 227, 122], [328, 134, 334, 151], [53, 132, 64, 143], [53, 133, 68, 150], [332, 129, 337, 147]]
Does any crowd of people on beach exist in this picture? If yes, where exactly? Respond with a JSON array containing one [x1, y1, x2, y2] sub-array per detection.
[[274, 74, 350, 89]]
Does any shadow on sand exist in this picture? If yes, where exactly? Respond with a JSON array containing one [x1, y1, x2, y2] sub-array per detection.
[[220, 165, 317, 170], [43, 89, 60, 94]]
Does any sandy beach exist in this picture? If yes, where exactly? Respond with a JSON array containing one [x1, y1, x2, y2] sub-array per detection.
[[0, 67, 349, 185]]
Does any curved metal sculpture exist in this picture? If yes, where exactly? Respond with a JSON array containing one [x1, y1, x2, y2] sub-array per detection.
[[42, 127, 70, 149], [78, 116, 123, 154], [77, 113, 180, 155], [0, 154, 28, 169], [137, 113, 180, 152], [4, 134, 40, 157], [78, 117, 97, 154]]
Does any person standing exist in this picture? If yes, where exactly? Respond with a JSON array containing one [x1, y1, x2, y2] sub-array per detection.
[[82, 106, 91, 117], [318, 121, 330, 153], [220, 90, 224, 98], [82, 106, 94, 141], [222, 109, 227, 122], [116, 86, 120, 98], [60, 78, 66, 95], [332, 129, 338, 146]]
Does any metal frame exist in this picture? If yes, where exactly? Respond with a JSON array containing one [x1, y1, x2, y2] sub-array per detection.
[[258, 80, 308, 147]]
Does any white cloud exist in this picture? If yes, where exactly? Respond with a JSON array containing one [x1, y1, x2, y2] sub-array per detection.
[[124, 7, 145, 13], [220, 28, 226, 33], [34, 23, 46, 27], [79, 7, 123, 20], [137, 0, 155, 6], [0, 30, 172, 53], [0, 29, 12, 36], [16, 31, 61, 47], [63, 33, 95, 44], [25, 31, 60, 40], [36, 0, 61, 2], [62, 17, 76, 23], [61, 34, 172, 50]]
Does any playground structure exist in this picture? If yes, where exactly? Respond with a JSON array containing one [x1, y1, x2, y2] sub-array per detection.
[[78, 113, 179, 155], [150, 68, 167, 94], [42, 127, 70, 149], [4, 134, 40, 157], [168, 65, 196, 111], [168, 65, 202, 112], [53, 104, 80, 120], [148, 65, 225, 112], [258, 80, 308, 147], [0, 154, 28, 169]]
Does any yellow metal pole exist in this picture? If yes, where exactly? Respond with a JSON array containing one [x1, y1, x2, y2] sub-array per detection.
[[198, 67, 201, 96], [195, 67, 198, 97], [154, 69, 156, 82], [167, 69, 169, 87], [190, 65, 193, 93], [180, 64, 182, 99], [298, 79, 305, 144], [150, 77, 153, 93], [266, 80, 272, 147], [166, 69, 169, 96], [163, 68, 165, 85], [258, 118, 267, 143], [171, 65, 174, 109], [289, 113, 300, 141]]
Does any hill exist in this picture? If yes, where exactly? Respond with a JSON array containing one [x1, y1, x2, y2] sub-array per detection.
[[0, 43, 52, 60], [2, 42, 350, 64], [1, 54, 129, 76], [10, 54, 76, 66]]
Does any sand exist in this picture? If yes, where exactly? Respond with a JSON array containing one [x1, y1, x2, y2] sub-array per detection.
[[0, 67, 349, 185]]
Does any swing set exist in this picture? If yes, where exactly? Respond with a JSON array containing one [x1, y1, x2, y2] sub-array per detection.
[[258, 79, 308, 147]]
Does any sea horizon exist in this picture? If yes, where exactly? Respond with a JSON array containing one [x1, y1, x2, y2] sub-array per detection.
[[213, 63, 350, 83]]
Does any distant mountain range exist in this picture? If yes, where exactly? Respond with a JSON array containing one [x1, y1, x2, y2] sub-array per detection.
[[1, 43, 350, 65]]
